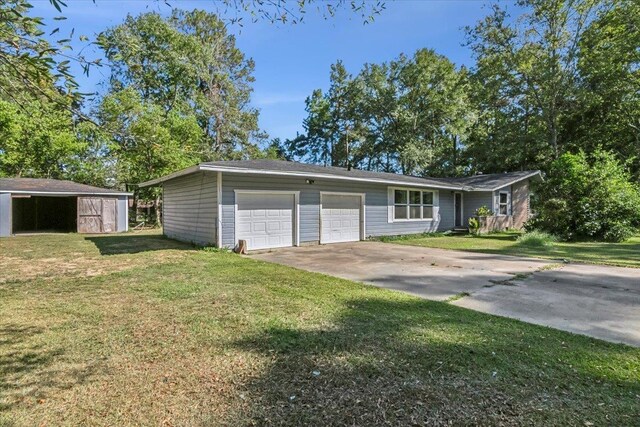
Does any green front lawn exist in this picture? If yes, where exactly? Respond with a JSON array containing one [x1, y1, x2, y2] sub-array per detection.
[[1, 232, 639, 425], [376, 232, 640, 268]]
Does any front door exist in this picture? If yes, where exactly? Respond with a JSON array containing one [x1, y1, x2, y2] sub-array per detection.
[[454, 192, 463, 227]]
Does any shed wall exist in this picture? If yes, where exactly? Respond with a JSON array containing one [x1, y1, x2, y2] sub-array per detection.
[[0, 193, 11, 237], [117, 196, 128, 232], [162, 172, 217, 246]]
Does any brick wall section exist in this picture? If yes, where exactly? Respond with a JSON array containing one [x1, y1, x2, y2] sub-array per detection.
[[511, 179, 529, 229]]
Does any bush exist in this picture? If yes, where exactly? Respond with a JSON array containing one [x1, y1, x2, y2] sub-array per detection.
[[529, 150, 640, 242], [468, 217, 480, 234], [516, 231, 557, 247], [474, 205, 493, 216]]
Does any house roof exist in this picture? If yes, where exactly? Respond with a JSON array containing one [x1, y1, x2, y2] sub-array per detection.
[[139, 160, 541, 192], [0, 178, 132, 196], [438, 170, 543, 191]]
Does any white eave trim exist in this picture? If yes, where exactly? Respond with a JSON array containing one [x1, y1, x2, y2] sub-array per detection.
[[5, 190, 133, 196]]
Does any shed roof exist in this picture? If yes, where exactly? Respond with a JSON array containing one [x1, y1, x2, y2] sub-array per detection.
[[0, 178, 132, 196], [139, 159, 541, 192]]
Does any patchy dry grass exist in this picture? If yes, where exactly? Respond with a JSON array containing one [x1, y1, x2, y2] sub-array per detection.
[[0, 231, 639, 426], [376, 232, 640, 268], [0, 231, 190, 284]]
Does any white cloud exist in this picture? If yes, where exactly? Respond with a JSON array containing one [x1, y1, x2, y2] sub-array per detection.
[[252, 93, 307, 107]]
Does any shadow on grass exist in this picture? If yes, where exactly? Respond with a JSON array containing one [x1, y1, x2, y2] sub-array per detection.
[[85, 233, 194, 255], [231, 297, 639, 425], [0, 324, 101, 413]]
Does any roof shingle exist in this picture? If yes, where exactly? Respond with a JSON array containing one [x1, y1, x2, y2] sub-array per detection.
[[0, 178, 131, 195], [139, 159, 541, 191]]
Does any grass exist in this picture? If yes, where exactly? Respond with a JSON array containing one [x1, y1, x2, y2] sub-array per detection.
[[517, 230, 557, 247], [0, 231, 639, 425], [376, 231, 640, 268]]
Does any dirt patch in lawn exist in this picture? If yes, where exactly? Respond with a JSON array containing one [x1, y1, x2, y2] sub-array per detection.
[[0, 252, 188, 284]]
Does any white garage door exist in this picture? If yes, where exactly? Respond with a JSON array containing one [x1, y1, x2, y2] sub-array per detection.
[[236, 193, 295, 250], [321, 194, 362, 244]]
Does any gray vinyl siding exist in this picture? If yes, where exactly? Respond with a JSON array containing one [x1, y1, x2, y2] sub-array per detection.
[[0, 193, 11, 237], [162, 171, 217, 246], [220, 173, 454, 248], [463, 191, 493, 225]]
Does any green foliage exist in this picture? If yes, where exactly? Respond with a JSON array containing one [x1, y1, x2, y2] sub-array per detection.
[[464, 0, 609, 173], [516, 231, 557, 248], [97, 10, 262, 160], [97, 88, 203, 192], [570, 0, 640, 178], [292, 50, 473, 176], [468, 217, 480, 234], [0, 99, 86, 178], [474, 205, 493, 217], [0, 0, 77, 106], [529, 150, 640, 242]]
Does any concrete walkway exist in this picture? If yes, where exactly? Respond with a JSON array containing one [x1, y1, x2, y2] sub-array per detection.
[[251, 241, 640, 347]]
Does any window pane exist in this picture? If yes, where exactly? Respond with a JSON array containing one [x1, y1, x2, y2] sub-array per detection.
[[410, 206, 421, 219], [500, 193, 508, 203], [410, 191, 421, 204], [423, 206, 433, 219], [500, 205, 508, 215], [422, 192, 433, 205], [394, 205, 407, 219], [395, 190, 407, 204]]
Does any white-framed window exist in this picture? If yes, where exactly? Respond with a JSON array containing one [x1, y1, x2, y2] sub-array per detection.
[[498, 192, 509, 216], [393, 188, 435, 221]]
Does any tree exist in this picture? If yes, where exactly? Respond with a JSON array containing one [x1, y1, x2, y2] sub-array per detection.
[[0, 99, 87, 178], [465, 0, 605, 172], [97, 88, 203, 191], [98, 10, 263, 159], [395, 49, 473, 176], [296, 50, 473, 176], [569, 0, 640, 177], [0, 0, 99, 111], [1, 0, 382, 107], [529, 150, 640, 242]]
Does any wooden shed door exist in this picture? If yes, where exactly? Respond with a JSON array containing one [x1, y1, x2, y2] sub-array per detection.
[[102, 198, 117, 232], [78, 197, 117, 233]]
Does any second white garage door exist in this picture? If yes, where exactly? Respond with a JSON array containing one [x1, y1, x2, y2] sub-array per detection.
[[320, 193, 363, 244], [236, 192, 296, 250]]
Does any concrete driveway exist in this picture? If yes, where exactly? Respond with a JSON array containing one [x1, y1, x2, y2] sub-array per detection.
[[251, 241, 640, 347]]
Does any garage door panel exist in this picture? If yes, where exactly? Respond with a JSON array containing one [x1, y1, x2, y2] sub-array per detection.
[[236, 193, 295, 250], [321, 194, 362, 244]]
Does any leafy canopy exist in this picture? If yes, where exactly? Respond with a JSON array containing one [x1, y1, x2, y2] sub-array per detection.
[[97, 10, 262, 160], [280, 49, 473, 177]]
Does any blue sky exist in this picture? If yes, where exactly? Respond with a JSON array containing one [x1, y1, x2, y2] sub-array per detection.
[[31, 0, 503, 142]]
